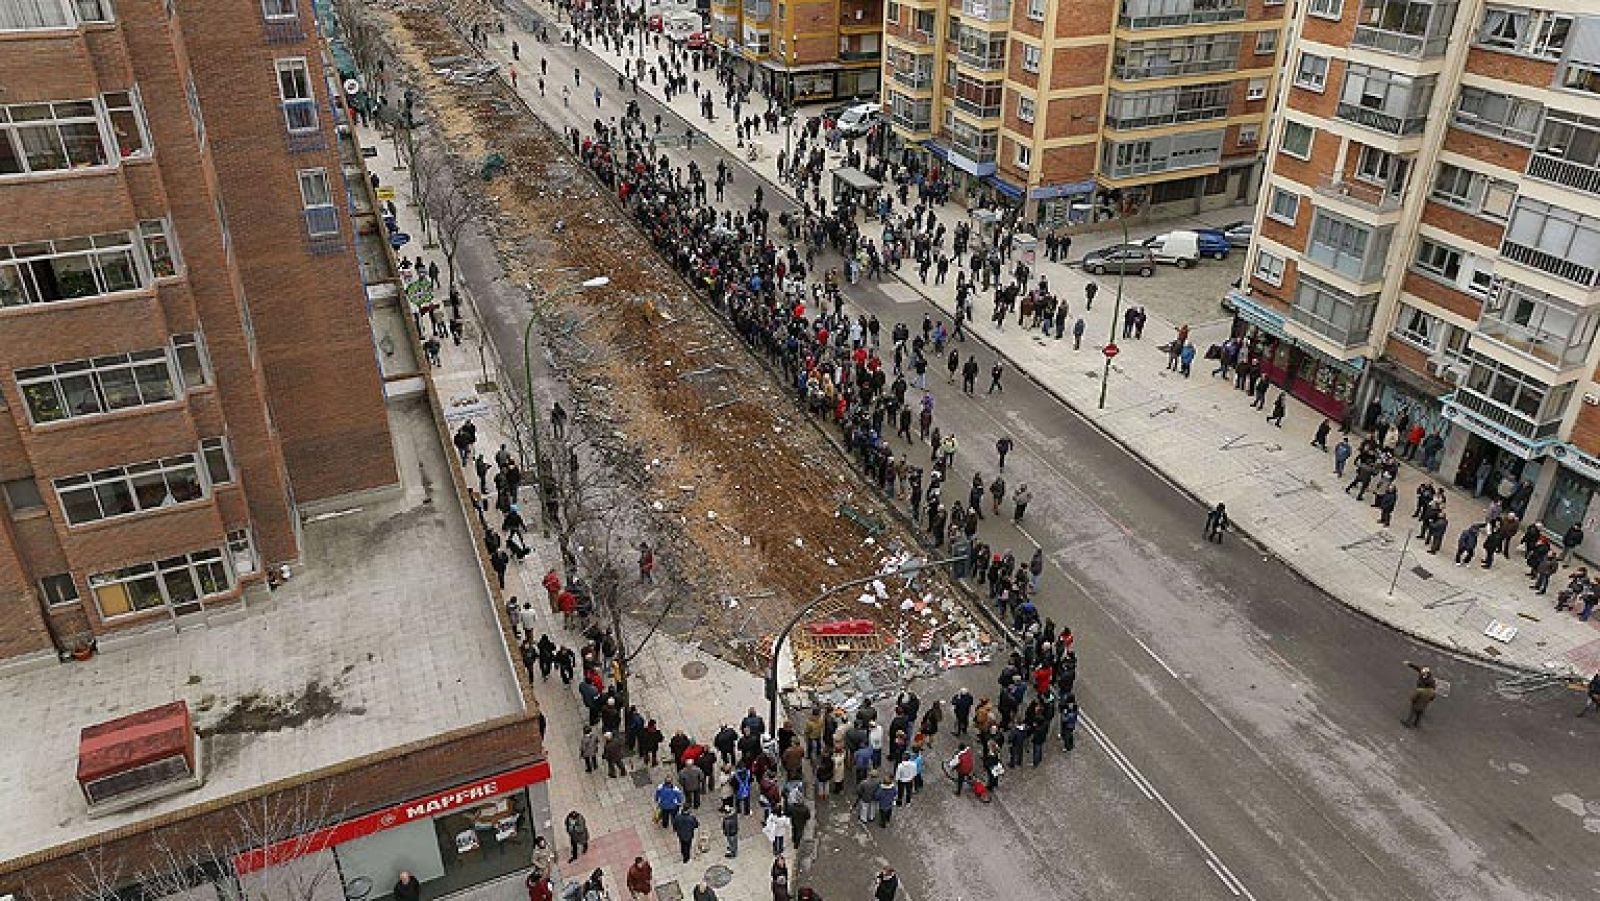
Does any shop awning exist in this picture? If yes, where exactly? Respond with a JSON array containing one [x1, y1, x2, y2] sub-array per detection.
[[1370, 356, 1451, 402], [1029, 179, 1095, 201], [1227, 289, 1285, 334], [987, 175, 1024, 199]]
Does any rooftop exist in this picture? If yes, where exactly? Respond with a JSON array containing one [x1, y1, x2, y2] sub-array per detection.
[[0, 397, 523, 865]]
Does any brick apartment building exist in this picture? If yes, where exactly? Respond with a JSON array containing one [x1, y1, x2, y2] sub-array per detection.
[[881, 0, 1287, 227], [1235, 0, 1600, 557], [0, 0, 397, 663], [709, 0, 884, 103]]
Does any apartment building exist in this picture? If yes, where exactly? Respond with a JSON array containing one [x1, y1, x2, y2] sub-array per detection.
[[709, 0, 884, 102], [881, 0, 1287, 227], [1236, 0, 1600, 555], [0, 0, 396, 663]]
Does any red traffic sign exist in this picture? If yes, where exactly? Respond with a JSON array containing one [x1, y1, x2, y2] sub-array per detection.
[[1102, 343, 1120, 359]]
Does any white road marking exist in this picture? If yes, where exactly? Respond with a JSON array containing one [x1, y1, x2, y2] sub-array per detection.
[[1084, 715, 1258, 901], [1132, 634, 1182, 680]]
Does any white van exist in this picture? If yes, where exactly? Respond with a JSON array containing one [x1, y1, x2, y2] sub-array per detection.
[[836, 103, 882, 137], [661, 10, 702, 42], [1142, 230, 1202, 269]]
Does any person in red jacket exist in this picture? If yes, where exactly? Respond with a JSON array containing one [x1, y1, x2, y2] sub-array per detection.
[[542, 569, 562, 611], [951, 742, 975, 795]]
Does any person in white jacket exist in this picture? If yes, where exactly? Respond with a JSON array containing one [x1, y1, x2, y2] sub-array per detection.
[[762, 808, 792, 855], [893, 756, 918, 806]]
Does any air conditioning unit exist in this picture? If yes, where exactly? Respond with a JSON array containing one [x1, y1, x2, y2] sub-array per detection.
[[1426, 359, 1460, 384], [1584, 392, 1600, 406], [78, 701, 205, 816]]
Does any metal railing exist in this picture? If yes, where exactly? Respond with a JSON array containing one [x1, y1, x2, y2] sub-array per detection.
[[890, 68, 934, 90], [1111, 57, 1234, 80], [1527, 153, 1600, 196], [1448, 390, 1563, 441], [1119, 5, 1246, 28], [1335, 102, 1428, 136], [1351, 25, 1447, 58], [1103, 104, 1228, 131], [1501, 240, 1599, 288]]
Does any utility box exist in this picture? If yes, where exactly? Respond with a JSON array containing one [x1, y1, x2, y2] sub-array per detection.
[[78, 700, 205, 816]]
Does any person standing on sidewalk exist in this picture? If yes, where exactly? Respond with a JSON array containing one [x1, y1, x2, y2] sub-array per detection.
[[672, 807, 700, 863], [626, 857, 654, 899], [720, 803, 740, 857], [565, 810, 589, 862], [655, 778, 684, 828], [1204, 503, 1229, 543], [1268, 392, 1287, 427], [1013, 484, 1032, 523]]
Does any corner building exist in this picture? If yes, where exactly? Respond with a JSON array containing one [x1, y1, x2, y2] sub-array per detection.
[[0, 0, 396, 663], [882, 0, 1287, 226], [1239, 0, 1600, 556]]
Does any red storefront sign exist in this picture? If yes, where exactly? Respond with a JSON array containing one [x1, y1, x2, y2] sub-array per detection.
[[234, 760, 551, 875]]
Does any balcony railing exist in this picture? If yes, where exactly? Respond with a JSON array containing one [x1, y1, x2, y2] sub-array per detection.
[[1501, 240, 1600, 288], [953, 97, 1003, 119], [1112, 57, 1234, 81], [1335, 102, 1428, 137], [1119, 3, 1246, 29], [1104, 104, 1229, 130], [1527, 153, 1600, 197], [840, 49, 881, 61], [1351, 25, 1447, 58], [891, 69, 934, 90], [891, 110, 932, 132], [743, 0, 771, 17], [1314, 176, 1405, 213], [1448, 390, 1563, 442]]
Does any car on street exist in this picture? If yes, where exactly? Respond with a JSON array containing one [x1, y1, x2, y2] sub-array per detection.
[[1143, 229, 1231, 266], [1081, 244, 1156, 277], [1210, 220, 1253, 248]]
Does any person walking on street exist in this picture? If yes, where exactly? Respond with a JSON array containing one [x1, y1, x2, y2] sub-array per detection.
[[626, 857, 654, 899], [656, 778, 684, 829], [1013, 484, 1032, 523], [1334, 437, 1352, 476], [672, 807, 701, 863], [874, 776, 897, 827], [1204, 503, 1229, 543], [1577, 671, 1600, 717], [565, 810, 589, 862], [721, 803, 740, 857], [996, 435, 1013, 469], [1403, 661, 1437, 728], [874, 867, 901, 901], [763, 807, 792, 854], [1312, 419, 1332, 450], [1268, 392, 1287, 427]]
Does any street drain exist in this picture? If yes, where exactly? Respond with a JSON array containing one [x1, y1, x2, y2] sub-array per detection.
[[704, 865, 733, 888], [1411, 566, 1433, 580], [681, 660, 708, 680]]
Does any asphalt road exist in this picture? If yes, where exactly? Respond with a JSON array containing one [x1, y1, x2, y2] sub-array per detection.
[[457, 13, 1600, 899]]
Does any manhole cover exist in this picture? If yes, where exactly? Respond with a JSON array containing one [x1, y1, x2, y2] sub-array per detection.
[[1411, 566, 1434, 580], [681, 660, 708, 680], [653, 885, 683, 901], [631, 768, 655, 787], [703, 865, 733, 888]]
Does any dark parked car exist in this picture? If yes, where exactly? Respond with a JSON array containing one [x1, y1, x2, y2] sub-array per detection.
[[1081, 244, 1156, 277]]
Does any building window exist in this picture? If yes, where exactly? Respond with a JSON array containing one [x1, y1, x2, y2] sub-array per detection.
[[3, 477, 43, 513], [1021, 44, 1041, 73], [1309, 210, 1390, 282], [139, 219, 179, 278], [1254, 249, 1285, 286], [1453, 86, 1541, 145], [1476, 6, 1572, 60], [15, 350, 179, 425], [1431, 162, 1515, 220], [201, 436, 234, 484], [1395, 304, 1443, 350], [885, 1, 897, 23], [0, 0, 72, 29], [261, 0, 295, 18], [1254, 30, 1277, 55], [1112, 34, 1242, 80], [185, 76, 205, 147], [74, 0, 111, 21], [0, 231, 146, 308], [40, 573, 80, 607], [55, 454, 206, 526], [1291, 275, 1378, 346], [102, 90, 149, 159], [1295, 52, 1328, 91], [90, 549, 232, 619], [1015, 142, 1032, 168], [275, 59, 318, 133], [1238, 124, 1259, 146], [1280, 120, 1313, 158], [1413, 237, 1463, 281], [298, 168, 338, 237], [227, 528, 259, 575], [1246, 77, 1267, 100], [171, 332, 210, 388], [1027, 0, 1045, 20], [1268, 187, 1300, 224], [1504, 197, 1600, 286], [1017, 95, 1035, 123], [1308, 0, 1343, 18], [0, 99, 110, 176]]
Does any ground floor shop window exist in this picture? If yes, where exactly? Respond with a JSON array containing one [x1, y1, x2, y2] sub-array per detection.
[[336, 789, 534, 901], [1544, 467, 1596, 537]]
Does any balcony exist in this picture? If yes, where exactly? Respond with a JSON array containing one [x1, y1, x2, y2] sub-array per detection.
[[1335, 102, 1428, 136], [1446, 389, 1564, 443], [1350, 0, 1457, 59], [1501, 240, 1599, 288], [960, 0, 1011, 23], [743, 0, 771, 18], [891, 67, 934, 90], [1476, 281, 1599, 370], [1527, 153, 1600, 197], [1314, 176, 1404, 214], [840, 48, 881, 61], [1119, 0, 1246, 29]]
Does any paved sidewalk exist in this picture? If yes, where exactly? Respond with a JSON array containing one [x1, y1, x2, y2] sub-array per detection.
[[477, 18, 1600, 676], [359, 121, 799, 901]]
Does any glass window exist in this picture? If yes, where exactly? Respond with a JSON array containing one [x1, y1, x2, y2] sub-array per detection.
[[1309, 0, 1344, 17], [0, 98, 110, 175], [140, 219, 178, 277], [3, 477, 43, 512], [54, 453, 205, 525], [261, 0, 295, 17], [1281, 120, 1313, 158], [186, 76, 205, 147], [0, 229, 149, 307], [202, 436, 233, 484], [1238, 124, 1259, 145], [15, 350, 177, 425], [171, 332, 209, 388], [40, 573, 80, 607], [275, 59, 318, 133], [1254, 30, 1277, 55], [1017, 95, 1035, 123], [1295, 53, 1328, 91], [1021, 44, 1041, 73], [74, 0, 111, 22], [1269, 187, 1299, 224], [298, 168, 338, 237], [1414, 237, 1462, 280], [0, 0, 72, 30], [90, 549, 231, 619], [1015, 142, 1031, 167], [1476, 6, 1571, 59], [1254, 249, 1285, 285], [1454, 86, 1542, 145], [227, 528, 258, 574], [102, 89, 148, 158], [1395, 303, 1442, 349]]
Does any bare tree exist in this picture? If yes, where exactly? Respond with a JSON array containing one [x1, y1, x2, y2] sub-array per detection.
[[414, 149, 482, 292], [332, 0, 387, 102]]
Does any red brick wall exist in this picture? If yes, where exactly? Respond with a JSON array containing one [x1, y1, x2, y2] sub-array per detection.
[[1038, 144, 1096, 186], [1402, 270, 1484, 323], [1419, 199, 1506, 250], [1464, 47, 1559, 91], [1441, 126, 1531, 174], [1056, 0, 1114, 38], [1049, 43, 1107, 92]]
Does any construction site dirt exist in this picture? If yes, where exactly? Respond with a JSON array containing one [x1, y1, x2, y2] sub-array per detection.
[[383, 11, 995, 692]]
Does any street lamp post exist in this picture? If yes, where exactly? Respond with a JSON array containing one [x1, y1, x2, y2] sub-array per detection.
[[522, 275, 610, 535], [1072, 202, 1130, 410], [765, 555, 963, 731]]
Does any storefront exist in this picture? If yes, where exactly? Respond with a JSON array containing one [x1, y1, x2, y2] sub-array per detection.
[[1360, 358, 1452, 472], [1542, 446, 1600, 557], [1227, 290, 1364, 421], [237, 761, 552, 901]]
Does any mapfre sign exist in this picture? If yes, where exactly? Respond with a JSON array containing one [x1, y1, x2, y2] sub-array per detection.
[[234, 760, 551, 874]]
